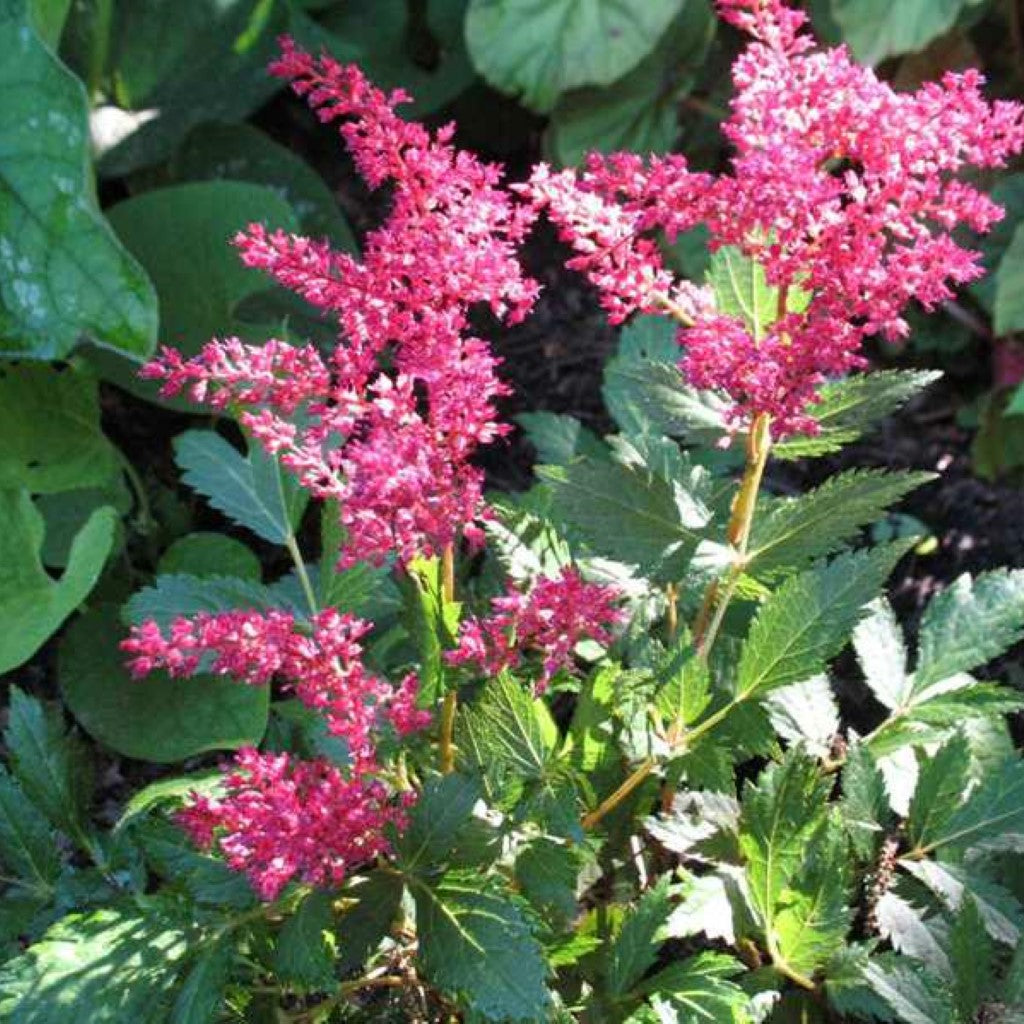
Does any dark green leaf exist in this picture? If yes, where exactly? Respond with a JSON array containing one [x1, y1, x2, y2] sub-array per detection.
[[515, 838, 583, 928], [123, 574, 278, 629], [830, 0, 973, 65], [465, 0, 684, 113], [273, 890, 335, 992], [157, 533, 261, 581], [59, 605, 269, 764], [516, 412, 605, 466], [607, 877, 672, 997], [397, 773, 481, 873], [0, 0, 156, 359], [0, 489, 116, 673], [861, 957, 955, 1024], [907, 733, 972, 854], [414, 871, 549, 1022], [949, 896, 994, 1021], [334, 872, 403, 975], [841, 744, 891, 860], [173, 430, 308, 548], [0, 767, 60, 893], [170, 939, 234, 1024]]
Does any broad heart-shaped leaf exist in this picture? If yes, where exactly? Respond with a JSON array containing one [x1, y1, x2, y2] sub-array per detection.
[[95, 0, 287, 176], [173, 430, 308, 549], [914, 570, 1024, 691], [739, 753, 831, 946], [546, 0, 714, 166], [637, 952, 748, 1023], [272, 890, 335, 992], [0, 489, 115, 674], [748, 470, 933, 580], [830, 0, 976, 66], [299, 0, 475, 118], [0, 903, 191, 1023], [94, 182, 298, 409], [0, 362, 119, 494], [58, 605, 269, 763], [735, 542, 911, 701], [465, 0, 684, 113], [540, 456, 711, 583], [901, 860, 1023, 947], [910, 755, 1024, 858], [772, 370, 942, 461], [607, 877, 672, 997], [0, 0, 156, 360], [413, 871, 550, 1022], [906, 732, 972, 854], [170, 122, 356, 251], [3, 687, 93, 850], [0, 766, 60, 894], [396, 773, 481, 873], [158, 533, 261, 581], [706, 246, 810, 340]]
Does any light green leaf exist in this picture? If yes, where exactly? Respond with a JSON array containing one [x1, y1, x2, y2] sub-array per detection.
[[0, 0, 156, 359], [95, 182, 298, 407], [157, 533, 261, 581], [773, 371, 941, 461], [397, 773, 481, 873], [117, 772, 224, 830], [748, 470, 932, 579], [765, 675, 839, 758], [97, 0, 287, 175], [546, 0, 714, 165], [0, 904, 191, 1022], [173, 430, 308, 548], [874, 892, 950, 976], [830, 0, 973, 65], [736, 543, 911, 701], [608, 877, 673, 997], [273, 890, 335, 992], [465, 0, 684, 113], [414, 871, 550, 1022], [172, 122, 356, 249], [852, 598, 908, 712], [0, 490, 115, 673], [0, 362, 119, 494], [639, 952, 748, 1022], [914, 570, 1024, 691], [541, 456, 711, 582], [403, 555, 461, 707], [0, 767, 60, 893], [707, 246, 808, 340], [664, 871, 736, 945], [28, 0, 71, 46], [3, 687, 92, 847], [901, 860, 1022, 947], [655, 640, 712, 730], [170, 939, 234, 1024], [58, 605, 269, 763], [907, 733, 972, 854]]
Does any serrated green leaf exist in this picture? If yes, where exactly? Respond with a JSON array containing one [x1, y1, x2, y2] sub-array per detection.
[[0, 363, 120, 494], [541, 456, 711, 582], [397, 773, 481, 874], [413, 871, 550, 1022], [4, 687, 92, 847], [123, 574, 279, 629], [664, 871, 737, 945], [403, 555, 461, 707], [334, 872, 404, 975], [170, 939, 234, 1024], [874, 892, 950, 976], [273, 889, 335, 992], [638, 951, 748, 1022], [515, 838, 584, 927], [765, 675, 839, 758], [60, 605, 269, 763], [97, 0, 287, 176], [654, 639, 712, 730], [901, 860, 1022, 947], [773, 371, 941, 460], [0, 767, 60, 893], [0, 904, 191, 1023], [914, 570, 1024, 691], [607, 877, 673, 997], [861, 958, 955, 1024], [736, 543, 910, 701], [707, 246, 808, 339], [841, 744, 891, 860], [173, 430, 308, 548], [907, 734, 972, 854], [0, 0, 157, 359], [546, 1, 714, 165], [852, 598, 909, 712], [830, 0, 973, 65], [749, 471, 932, 580], [516, 411, 605, 466], [0, 489, 116, 673], [950, 896, 994, 1020], [465, 0, 684, 113]]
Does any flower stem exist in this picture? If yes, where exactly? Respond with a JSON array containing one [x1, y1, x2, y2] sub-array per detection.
[[581, 756, 655, 831], [285, 533, 319, 616], [439, 543, 457, 774]]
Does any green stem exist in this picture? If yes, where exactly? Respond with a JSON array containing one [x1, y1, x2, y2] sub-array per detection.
[[285, 533, 318, 616], [438, 544, 457, 774]]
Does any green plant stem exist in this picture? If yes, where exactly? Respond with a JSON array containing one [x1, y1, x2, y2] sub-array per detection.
[[285, 533, 318, 616], [581, 756, 655, 831], [439, 543, 457, 774]]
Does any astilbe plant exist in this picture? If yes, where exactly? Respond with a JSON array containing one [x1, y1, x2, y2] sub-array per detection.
[[108, 2, 1024, 1021]]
